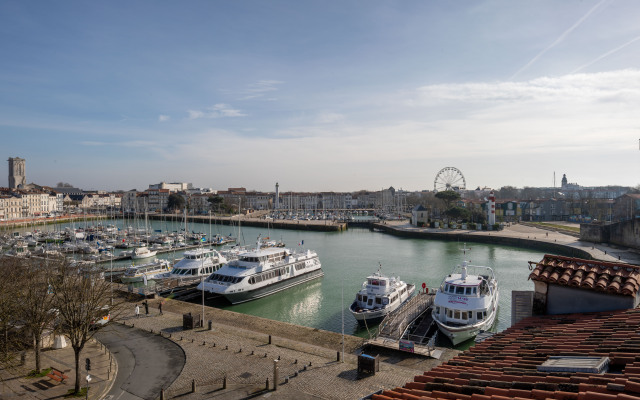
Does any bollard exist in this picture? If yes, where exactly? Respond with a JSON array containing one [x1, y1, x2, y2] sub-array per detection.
[[337, 351, 340, 362], [294, 359, 297, 364], [160, 388, 165, 400], [192, 379, 196, 393], [202, 341, 206, 346], [239, 348, 242, 353], [266, 378, 269, 390], [208, 320, 212, 330], [213, 343, 216, 347], [273, 359, 279, 391], [223, 376, 227, 389], [264, 353, 267, 358], [251, 350, 254, 355], [268, 335, 272, 345]]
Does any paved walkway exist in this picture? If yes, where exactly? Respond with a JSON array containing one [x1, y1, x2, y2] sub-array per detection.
[[0, 337, 116, 400]]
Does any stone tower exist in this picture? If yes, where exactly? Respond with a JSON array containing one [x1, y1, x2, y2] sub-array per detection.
[[8, 157, 26, 189], [275, 182, 280, 210]]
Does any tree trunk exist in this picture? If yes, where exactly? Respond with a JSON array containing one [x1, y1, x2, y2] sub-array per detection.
[[74, 347, 81, 394], [34, 334, 41, 373]]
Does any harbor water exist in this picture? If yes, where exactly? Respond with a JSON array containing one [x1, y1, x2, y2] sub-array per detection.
[[7, 218, 554, 347]]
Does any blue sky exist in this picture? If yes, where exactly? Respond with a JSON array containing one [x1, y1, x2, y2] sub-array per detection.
[[1, 0, 639, 192]]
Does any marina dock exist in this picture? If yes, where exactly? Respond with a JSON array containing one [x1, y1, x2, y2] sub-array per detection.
[[365, 292, 441, 358]]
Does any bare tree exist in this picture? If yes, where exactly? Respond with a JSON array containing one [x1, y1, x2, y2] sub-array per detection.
[[0, 256, 23, 369], [19, 258, 58, 374], [51, 261, 122, 394]]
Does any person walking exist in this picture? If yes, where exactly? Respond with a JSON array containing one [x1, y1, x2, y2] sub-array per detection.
[[143, 300, 149, 315], [158, 302, 163, 315], [135, 304, 140, 318]]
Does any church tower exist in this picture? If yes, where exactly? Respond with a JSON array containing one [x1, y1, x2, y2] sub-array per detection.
[[8, 157, 26, 189]]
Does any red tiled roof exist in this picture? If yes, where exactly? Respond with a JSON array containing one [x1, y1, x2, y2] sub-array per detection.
[[375, 309, 640, 400], [528, 255, 640, 297]]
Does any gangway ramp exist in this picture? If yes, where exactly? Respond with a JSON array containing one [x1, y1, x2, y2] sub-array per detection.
[[365, 292, 438, 357]]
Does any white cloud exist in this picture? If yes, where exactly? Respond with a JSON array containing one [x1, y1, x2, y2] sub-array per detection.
[[158, 114, 170, 122], [239, 80, 283, 100], [187, 103, 247, 119]]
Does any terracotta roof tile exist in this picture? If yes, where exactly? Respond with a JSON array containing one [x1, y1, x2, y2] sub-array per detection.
[[529, 255, 640, 297], [394, 309, 640, 400]]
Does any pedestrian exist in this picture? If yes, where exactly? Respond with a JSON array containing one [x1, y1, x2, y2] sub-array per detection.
[[158, 302, 163, 315], [143, 300, 149, 315], [135, 304, 140, 318]]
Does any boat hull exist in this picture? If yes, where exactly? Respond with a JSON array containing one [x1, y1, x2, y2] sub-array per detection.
[[350, 303, 387, 326], [433, 302, 498, 345], [222, 269, 324, 304]]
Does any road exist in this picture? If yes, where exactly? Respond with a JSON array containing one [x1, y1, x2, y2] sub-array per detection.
[[95, 323, 185, 400]]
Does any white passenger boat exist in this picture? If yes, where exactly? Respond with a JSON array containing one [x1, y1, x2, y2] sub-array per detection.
[[431, 247, 499, 345], [197, 240, 323, 304], [349, 266, 415, 327], [160, 248, 227, 279], [130, 246, 157, 260], [120, 259, 172, 284]]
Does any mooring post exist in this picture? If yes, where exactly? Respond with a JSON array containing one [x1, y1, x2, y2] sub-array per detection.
[[273, 359, 279, 391]]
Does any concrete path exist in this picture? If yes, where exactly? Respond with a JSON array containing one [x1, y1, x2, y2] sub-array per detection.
[[96, 323, 184, 400]]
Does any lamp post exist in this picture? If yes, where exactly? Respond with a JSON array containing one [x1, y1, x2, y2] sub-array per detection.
[[85, 374, 91, 400]]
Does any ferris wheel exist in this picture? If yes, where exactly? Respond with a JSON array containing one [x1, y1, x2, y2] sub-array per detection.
[[434, 167, 466, 192]]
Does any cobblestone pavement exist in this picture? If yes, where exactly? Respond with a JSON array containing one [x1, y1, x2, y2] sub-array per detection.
[[120, 302, 452, 400], [0, 338, 115, 400]]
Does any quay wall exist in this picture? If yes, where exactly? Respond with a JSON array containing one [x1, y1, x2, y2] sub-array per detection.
[[374, 223, 593, 260], [146, 214, 347, 232]]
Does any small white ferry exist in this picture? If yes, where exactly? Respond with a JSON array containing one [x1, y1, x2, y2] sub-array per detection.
[[349, 266, 415, 327], [160, 248, 227, 279], [432, 247, 499, 345], [197, 240, 322, 304], [130, 246, 157, 260], [120, 259, 172, 284]]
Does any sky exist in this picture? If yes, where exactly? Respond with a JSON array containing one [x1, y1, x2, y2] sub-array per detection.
[[1, 0, 639, 193]]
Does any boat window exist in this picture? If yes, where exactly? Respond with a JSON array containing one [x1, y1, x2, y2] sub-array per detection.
[[367, 298, 373, 306], [477, 311, 483, 320], [461, 312, 468, 320], [447, 309, 452, 318], [435, 307, 440, 314], [249, 277, 255, 284], [382, 298, 389, 305], [448, 285, 455, 293], [191, 269, 197, 275], [454, 310, 460, 319], [375, 297, 382, 305], [456, 286, 464, 294], [362, 296, 368, 303], [473, 287, 477, 295], [465, 287, 472, 295], [483, 311, 487, 318]]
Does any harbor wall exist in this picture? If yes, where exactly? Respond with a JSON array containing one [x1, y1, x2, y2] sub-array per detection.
[[374, 223, 593, 260], [147, 214, 347, 232]]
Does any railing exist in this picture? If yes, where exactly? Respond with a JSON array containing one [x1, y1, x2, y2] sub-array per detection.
[[377, 292, 434, 341]]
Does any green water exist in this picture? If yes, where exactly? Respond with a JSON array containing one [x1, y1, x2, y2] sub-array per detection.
[[17, 219, 551, 344]]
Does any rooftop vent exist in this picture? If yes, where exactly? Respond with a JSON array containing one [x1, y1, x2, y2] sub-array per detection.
[[537, 356, 609, 374]]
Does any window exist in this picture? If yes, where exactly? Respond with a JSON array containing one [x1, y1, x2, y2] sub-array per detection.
[[375, 297, 382, 305], [477, 311, 483, 320], [447, 309, 452, 318], [465, 287, 472, 295], [456, 286, 464, 294], [454, 310, 460, 319], [436, 307, 440, 314], [461, 312, 468, 320]]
